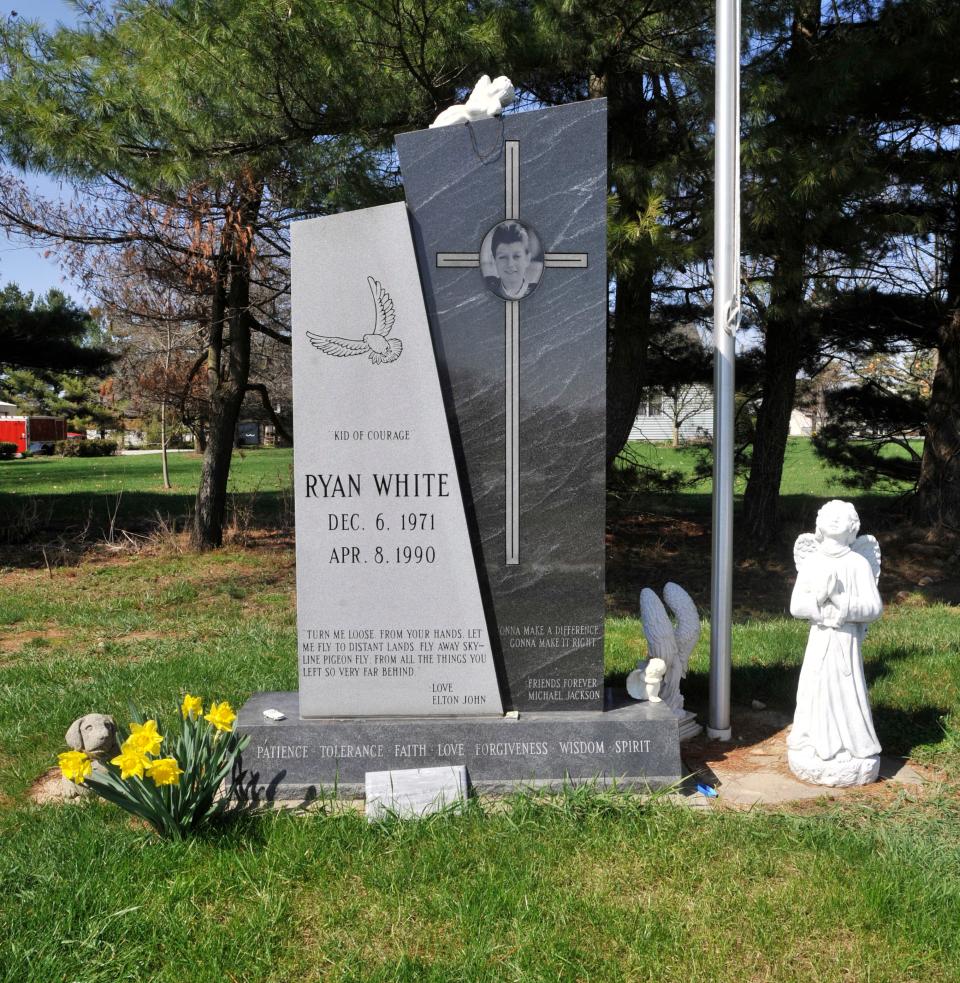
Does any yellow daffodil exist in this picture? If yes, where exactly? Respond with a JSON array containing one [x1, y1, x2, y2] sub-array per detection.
[[124, 719, 163, 756], [181, 693, 203, 720], [110, 747, 150, 780], [145, 757, 184, 787], [58, 749, 92, 784], [204, 700, 237, 733]]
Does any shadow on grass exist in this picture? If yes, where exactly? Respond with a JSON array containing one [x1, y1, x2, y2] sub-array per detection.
[[677, 645, 953, 760], [0, 488, 292, 566], [605, 490, 922, 619]]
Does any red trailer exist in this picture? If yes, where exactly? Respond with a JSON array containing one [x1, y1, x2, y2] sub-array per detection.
[[0, 416, 67, 455]]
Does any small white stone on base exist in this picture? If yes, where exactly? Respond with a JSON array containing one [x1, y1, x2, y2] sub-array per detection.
[[787, 746, 880, 787], [365, 766, 468, 820]]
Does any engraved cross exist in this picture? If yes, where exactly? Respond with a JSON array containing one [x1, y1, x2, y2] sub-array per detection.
[[435, 140, 588, 565]]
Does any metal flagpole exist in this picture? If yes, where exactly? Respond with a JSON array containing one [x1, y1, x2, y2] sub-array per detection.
[[709, 0, 740, 741]]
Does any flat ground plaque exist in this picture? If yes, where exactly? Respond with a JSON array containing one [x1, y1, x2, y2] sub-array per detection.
[[291, 202, 502, 717], [396, 99, 607, 711]]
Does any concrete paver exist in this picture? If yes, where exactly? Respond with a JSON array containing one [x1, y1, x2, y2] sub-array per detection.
[[681, 706, 926, 807]]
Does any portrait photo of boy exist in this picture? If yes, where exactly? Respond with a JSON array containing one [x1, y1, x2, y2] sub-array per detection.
[[480, 220, 544, 300]]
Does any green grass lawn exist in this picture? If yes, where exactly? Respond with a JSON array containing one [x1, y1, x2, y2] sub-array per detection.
[[1, 442, 958, 981], [0, 545, 958, 981], [618, 437, 919, 518], [0, 438, 914, 541], [3, 788, 958, 982], [0, 447, 294, 538]]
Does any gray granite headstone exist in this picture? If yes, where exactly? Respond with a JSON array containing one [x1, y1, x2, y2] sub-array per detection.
[[235, 101, 683, 799], [292, 202, 502, 717], [396, 100, 607, 712], [238, 690, 682, 798]]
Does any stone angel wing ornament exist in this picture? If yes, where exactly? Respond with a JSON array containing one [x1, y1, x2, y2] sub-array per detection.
[[851, 534, 882, 584], [628, 582, 702, 735], [627, 585, 702, 708], [639, 588, 680, 665], [626, 588, 679, 703], [662, 582, 701, 681], [793, 532, 819, 573], [306, 276, 402, 365]]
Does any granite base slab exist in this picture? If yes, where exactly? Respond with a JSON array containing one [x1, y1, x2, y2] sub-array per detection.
[[236, 690, 681, 801]]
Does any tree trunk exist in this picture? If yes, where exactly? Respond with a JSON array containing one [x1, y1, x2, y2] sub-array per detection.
[[603, 69, 657, 468], [160, 396, 171, 489], [742, 325, 802, 541], [160, 324, 171, 490], [743, 255, 807, 544], [916, 215, 960, 528], [606, 266, 653, 465], [191, 183, 261, 550], [193, 384, 246, 547], [741, 3, 820, 546]]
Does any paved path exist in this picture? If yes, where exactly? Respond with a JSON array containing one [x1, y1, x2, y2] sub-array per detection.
[[681, 705, 926, 807]]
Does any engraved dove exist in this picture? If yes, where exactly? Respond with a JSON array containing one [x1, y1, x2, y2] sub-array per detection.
[[306, 276, 402, 365]]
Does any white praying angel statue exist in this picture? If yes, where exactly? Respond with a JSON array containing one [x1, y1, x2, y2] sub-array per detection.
[[788, 500, 884, 787], [430, 75, 516, 128]]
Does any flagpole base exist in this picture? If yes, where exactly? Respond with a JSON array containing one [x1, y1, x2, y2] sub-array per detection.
[[706, 725, 732, 742]]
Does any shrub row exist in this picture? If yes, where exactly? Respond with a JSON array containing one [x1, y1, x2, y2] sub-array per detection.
[[0, 441, 17, 459], [55, 439, 118, 458]]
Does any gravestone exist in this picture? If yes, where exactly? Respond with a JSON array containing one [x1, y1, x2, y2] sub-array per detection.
[[236, 99, 682, 798], [289, 202, 503, 719], [395, 99, 607, 712]]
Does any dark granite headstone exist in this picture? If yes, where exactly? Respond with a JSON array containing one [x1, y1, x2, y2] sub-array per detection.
[[396, 99, 608, 712]]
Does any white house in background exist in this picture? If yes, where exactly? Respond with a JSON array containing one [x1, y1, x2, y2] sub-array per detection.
[[789, 407, 816, 436], [629, 385, 714, 444], [0, 401, 16, 417], [630, 386, 820, 444]]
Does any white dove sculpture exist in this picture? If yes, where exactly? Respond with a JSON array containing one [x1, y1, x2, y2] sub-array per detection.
[[430, 74, 516, 128], [306, 276, 402, 365]]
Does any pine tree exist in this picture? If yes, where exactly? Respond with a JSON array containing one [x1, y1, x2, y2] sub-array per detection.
[[738, 0, 897, 543], [488, 0, 715, 466], [0, 285, 116, 435], [872, 0, 960, 528], [800, 0, 960, 525], [0, 283, 113, 379], [0, 1, 482, 547]]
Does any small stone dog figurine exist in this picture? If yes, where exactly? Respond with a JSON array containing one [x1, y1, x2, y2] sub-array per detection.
[[61, 713, 120, 799]]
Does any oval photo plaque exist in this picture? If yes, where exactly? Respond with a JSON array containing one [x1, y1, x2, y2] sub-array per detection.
[[479, 219, 544, 301]]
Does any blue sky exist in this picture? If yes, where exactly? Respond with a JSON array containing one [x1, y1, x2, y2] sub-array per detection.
[[0, 1, 86, 302]]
